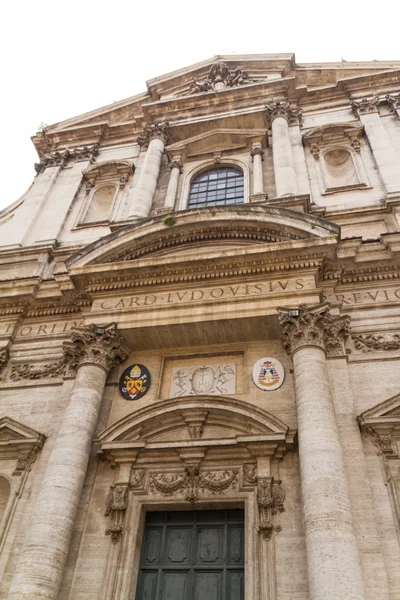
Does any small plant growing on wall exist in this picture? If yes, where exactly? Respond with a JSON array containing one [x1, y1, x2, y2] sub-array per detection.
[[36, 122, 49, 135], [163, 216, 176, 227]]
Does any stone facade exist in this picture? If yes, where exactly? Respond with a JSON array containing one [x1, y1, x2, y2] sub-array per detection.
[[1, 54, 400, 600]]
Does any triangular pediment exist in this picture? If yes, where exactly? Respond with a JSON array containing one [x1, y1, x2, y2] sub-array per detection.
[[0, 417, 45, 459], [358, 394, 400, 430]]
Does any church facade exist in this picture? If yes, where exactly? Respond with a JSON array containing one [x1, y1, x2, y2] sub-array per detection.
[[0, 54, 400, 600]]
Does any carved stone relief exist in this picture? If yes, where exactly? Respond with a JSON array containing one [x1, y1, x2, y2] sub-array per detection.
[[170, 364, 236, 397], [350, 96, 380, 116], [187, 61, 253, 94], [34, 144, 99, 174], [257, 477, 285, 540], [353, 333, 400, 353]]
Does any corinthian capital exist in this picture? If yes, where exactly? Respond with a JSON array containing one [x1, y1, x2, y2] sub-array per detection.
[[386, 93, 400, 112], [63, 323, 128, 373], [277, 303, 350, 356], [137, 122, 169, 149], [265, 101, 302, 126], [350, 96, 380, 117]]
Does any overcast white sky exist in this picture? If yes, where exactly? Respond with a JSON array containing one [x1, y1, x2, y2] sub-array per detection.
[[1, 0, 399, 211]]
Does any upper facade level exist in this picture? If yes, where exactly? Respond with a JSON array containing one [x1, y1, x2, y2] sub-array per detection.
[[1, 53, 400, 273]]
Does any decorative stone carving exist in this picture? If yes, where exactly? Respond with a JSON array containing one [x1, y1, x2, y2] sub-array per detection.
[[130, 469, 146, 490], [277, 303, 351, 356], [73, 144, 99, 163], [169, 158, 183, 172], [250, 146, 264, 160], [181, 410, 208, 439], [257, 477, 285, 540], [14, 448, 40, 474], [265, 101, 303, 126], [150, 465, 238, 504], [63, 323, 128, 373], [105, 483, 129, 544], [386, 93, 400, 112], [170, 364, 236, 397], [351, 138, 361, 153], [353, 333, 400, 353], [243, 463, 257, 485], [310, 142, 320, 158], [350, 96, 380, 116], [0, 346, 9, 375], [34, 144, 99, 174], [136, 122, 169, 148], [188, 61, 252, 94], [10, 359, 67, 381]]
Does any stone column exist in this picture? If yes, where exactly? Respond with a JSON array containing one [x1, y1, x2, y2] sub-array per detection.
[[277, 303, 365, 600], [265, 101, 299, 197], [130, 122, 169, 219], [250, 143, 266, 201], [163, 156, 183, 212], [351, 97, 400, 194], [9, 324, 127, 600]]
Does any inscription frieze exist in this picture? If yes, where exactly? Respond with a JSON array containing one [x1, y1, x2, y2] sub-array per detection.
[[96, 277, 311, 312], [324, 287, 400, 307]]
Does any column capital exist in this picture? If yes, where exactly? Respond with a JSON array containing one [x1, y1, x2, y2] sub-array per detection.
[[0, 345, 9, 376], [169, 156, 183, 172], [386, 93, 400, 112], [350, 96, 380, 117], [277, 302, 351, 356], [265, 100, 302, 126], [136, 122, 169, 149], [250, 144, 264, 160], [63, 323, 128, 373]]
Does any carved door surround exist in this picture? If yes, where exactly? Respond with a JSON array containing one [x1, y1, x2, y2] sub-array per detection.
[[95, 396, 296, 600]]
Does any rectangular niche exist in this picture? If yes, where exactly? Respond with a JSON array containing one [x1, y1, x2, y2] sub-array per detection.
[[159, 352, 244, 399]]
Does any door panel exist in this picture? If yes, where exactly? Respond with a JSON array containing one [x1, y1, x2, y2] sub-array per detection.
[[136, 510, 244, 600]]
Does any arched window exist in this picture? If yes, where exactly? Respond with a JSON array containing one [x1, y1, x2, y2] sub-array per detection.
[[83, 185, 116, 224], [0, 476, 10, 523], [188, 167, 244, 209]]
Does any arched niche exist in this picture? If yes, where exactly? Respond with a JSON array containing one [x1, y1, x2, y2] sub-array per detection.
[[83, 184, 117, 224]]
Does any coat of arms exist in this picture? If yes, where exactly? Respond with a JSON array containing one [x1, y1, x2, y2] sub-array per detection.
[[252, 358, 284, 391], [170, 364, 236, 397], [119, 364, 151, 400]]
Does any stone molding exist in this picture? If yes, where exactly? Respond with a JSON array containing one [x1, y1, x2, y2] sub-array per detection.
[[34, 144, 99, 174], [265, 100, 302, 126], [277, 302, 351, 356], [136, 122, 169, 148], [188, 61, 252, 94], [63, 323, 128, 373], [350, 96, 380, 117]]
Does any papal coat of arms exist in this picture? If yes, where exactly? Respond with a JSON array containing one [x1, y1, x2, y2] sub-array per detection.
[[170, 364, 236, 397], [252, 358, 284, 391], [119, 364, 151, 401]]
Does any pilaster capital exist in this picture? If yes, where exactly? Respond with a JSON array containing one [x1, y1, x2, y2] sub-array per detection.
[[136, 122, 169, 149], [350, 96, 380, 117], [265, 101, 302, 126], [386, 93, 400, 112], [277, 302, 351, 356], [63, 323, 128, 373], [169, 157, 183, 172]]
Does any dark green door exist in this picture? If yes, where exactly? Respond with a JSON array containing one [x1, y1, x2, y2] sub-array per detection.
[[135, 509, 244, 600]]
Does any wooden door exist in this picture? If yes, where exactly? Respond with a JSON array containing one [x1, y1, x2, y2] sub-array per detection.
[[135, 509, 244, 600]]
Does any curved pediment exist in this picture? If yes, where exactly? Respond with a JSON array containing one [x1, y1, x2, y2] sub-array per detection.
[[96, 396, 292, 447], [67, 205, 339, 269]]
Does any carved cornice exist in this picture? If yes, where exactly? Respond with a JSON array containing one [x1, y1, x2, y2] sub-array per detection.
[[34, 144, 99, 174], [353, 333, 400, 353], [386, 93, 400, 112], [63, 323, 128, 373], [277, 302, 351, 356], [136, 122, 169, 148], [350, 96, 380, 117], [265, 101, 302, 126], [85, 253, 325, 293], [187, 61, 253, 95]]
